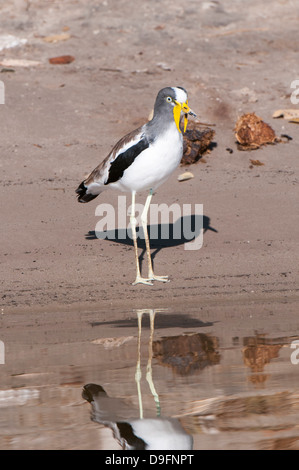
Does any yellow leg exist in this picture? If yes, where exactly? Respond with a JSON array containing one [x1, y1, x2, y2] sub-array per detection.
[[146, 309, 161, 417], [134, 309, 162, 419], [135, 309, 144, 419], [130, 191, 153, 286], [141, 190, 169, 283]]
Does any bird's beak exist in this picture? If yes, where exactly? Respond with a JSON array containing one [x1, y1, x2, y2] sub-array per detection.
[[173, 100, 197, 133]]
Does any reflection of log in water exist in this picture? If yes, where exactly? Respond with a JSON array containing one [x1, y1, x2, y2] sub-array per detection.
[[242, 334, 299, 385], [152, 333, 220, 375], [243, 335, 284, 374]]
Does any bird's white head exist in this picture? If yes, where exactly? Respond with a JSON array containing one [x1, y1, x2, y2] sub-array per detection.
[[170, 87, 196, 133], [152, 87, 196, 134], [171, 87, 188, 104]]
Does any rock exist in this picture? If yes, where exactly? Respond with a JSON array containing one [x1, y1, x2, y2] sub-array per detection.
[[235, 113, 277, 150], [182, 122, 215, 165], [177, 171, 194, 182]]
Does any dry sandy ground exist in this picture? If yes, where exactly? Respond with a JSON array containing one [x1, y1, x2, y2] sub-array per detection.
[[1, 0, 298, 315], [0, 0, 299, 451]]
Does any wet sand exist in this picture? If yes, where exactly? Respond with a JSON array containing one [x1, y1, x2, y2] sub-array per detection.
[[1, 303, 299, 449]]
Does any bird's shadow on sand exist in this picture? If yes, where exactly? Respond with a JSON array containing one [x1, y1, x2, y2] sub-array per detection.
[[90, 312, 215, 329], [86, 214, 218, 272]]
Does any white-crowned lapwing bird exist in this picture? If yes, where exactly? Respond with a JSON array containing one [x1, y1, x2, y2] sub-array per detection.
[[76, 87, 196, 285], [82, 383, 193, 450]]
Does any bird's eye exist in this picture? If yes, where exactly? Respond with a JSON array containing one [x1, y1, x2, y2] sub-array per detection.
[[166, 96, 172, 103]]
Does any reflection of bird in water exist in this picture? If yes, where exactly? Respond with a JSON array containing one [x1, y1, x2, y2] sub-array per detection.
[[82, 309, 193, 450], [76, 87, 196, 285]]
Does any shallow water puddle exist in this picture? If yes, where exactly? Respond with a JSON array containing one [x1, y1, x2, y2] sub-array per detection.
[[0, 305, 299, 449]]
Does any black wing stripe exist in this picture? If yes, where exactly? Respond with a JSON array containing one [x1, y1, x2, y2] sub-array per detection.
[[105, 137, 149, 185], [116, 422, 147, 450]]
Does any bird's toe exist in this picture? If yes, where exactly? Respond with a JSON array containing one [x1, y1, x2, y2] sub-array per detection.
[[148, 274, 169, 283], [132, 277, 154, 286]]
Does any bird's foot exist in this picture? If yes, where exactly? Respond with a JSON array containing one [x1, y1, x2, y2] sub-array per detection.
[[148, 273, 169, 283], [132, 276, 154, 286]]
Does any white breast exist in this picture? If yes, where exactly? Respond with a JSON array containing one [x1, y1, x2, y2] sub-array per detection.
[[112, 124, 183, 193]]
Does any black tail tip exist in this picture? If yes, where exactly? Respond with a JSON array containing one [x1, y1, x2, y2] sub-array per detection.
[[76, 181, 87, 202], [76, 181, 98, 203]]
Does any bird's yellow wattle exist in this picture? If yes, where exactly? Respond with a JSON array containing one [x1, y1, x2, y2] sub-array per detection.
[[173, 100, 191, 133], [183, 114, 188, 133], [173, 103, 182, 133]]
